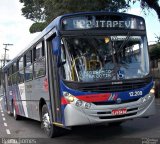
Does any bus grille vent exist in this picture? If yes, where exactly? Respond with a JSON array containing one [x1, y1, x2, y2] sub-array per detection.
[[79, 82, 148, 92], [99, 112, 137, 119]]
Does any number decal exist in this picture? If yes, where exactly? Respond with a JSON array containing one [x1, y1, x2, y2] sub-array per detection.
[[129, 91, 143, 97]]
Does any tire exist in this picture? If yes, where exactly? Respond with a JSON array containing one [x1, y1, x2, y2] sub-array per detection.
[[41, 104, 62, 138], [8, 101, 13, 116], [7, 109, 13, 116], [12, 102, 20, 120]]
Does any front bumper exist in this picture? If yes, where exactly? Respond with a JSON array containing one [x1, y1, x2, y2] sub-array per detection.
[[64, 94, 156, 126]]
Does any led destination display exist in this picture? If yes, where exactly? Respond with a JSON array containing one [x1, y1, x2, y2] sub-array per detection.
[[61, 15, 145, 30]]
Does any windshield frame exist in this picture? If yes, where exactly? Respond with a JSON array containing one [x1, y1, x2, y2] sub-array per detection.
[[60, 34, 150, 83]]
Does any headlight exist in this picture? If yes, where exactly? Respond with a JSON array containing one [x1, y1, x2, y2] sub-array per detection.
[[63, 92, 70, 97], [63, 91, 91, 109], [75, 100, 83, 107], [141, 94, 152, 103], [63, 92, 75, 102], [150, 88, 155, 94], [84, 103, 91, 109], [67, 96, 75, 102], [141, 97, 147, 103]]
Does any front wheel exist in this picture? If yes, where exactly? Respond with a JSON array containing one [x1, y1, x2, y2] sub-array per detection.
[[41, 104, 62, 138]]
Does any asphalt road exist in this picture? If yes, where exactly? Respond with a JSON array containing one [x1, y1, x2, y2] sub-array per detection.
[[0, 97, 160, 144]]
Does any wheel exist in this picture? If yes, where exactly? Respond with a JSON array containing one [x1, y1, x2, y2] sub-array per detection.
[[7, 110, 13, 116], [12, 102, 20, 120], [41, 104, 62, 138]]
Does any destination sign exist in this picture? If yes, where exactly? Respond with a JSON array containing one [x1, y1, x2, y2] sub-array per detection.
[[72, 20, 131, 29], [61, 15, 145, 31]]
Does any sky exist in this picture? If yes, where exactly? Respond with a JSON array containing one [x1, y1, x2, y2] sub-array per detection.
[[0, 0, 160, 61]]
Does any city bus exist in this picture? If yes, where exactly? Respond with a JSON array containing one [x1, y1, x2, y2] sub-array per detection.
[[2, 11, 155, 137]]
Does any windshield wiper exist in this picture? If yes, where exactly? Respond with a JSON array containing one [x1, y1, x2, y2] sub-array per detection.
[[117, 32, 131, 54], [110, 33, 131, 80]]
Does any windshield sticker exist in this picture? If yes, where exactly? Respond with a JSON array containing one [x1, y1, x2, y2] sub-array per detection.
[[111, 36, 141, 41], [117, 70, 125, 79], [79, 70, 113, 80]]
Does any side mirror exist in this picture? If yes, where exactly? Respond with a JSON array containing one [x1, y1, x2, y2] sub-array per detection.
[[52, 36, 61, 55]]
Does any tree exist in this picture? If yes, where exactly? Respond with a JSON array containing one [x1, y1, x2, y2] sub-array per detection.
[[44, 0, 127, 23], [149, 43, 160, 60], [127, 0, 160, 19], [20, 0, 45, 22], [155, 34, 160, 43], [19, 0, 128, 33], [19, 0, 160, 33]]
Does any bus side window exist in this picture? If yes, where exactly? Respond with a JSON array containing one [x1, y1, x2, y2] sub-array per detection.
[[8, 67, 12, 86], [33, 41, 46, 78], [12, 63, 17, 85], [18, 56, 24, 83], [24, 50, 33, 81], [60, 42, 67, 79]]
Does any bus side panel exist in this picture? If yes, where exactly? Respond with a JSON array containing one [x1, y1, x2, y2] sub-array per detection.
[[5, 84, 26, 117], [6, 86, 13, 113], [9, 84, 27, 117], [3, 73, 10, 112], [30, 77, 50, 121], [13, 84, 26, 117]]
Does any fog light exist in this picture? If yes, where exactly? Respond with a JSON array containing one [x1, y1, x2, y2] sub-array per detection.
[[75, 100, 83, 107], [84, 103, 91, 109]]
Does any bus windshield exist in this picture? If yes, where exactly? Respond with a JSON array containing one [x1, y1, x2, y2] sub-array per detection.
[[61, 35, 149, 82]]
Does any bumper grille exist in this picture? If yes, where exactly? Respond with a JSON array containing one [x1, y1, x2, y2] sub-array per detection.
[[99, 112, 137, 119], [94, 107, 138, 120], [63, 77, 152, 93], [78, 82, 148, 93], [93, 98, 139, 105]]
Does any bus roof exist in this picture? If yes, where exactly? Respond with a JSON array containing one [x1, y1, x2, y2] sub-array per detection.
[[2, 11, 145, 71]]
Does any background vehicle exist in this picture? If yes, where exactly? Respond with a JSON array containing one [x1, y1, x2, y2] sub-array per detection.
[[2, 11, 155, 137]]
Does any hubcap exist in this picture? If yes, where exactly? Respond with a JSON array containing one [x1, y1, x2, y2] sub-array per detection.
[[42, 113, 51, 132]]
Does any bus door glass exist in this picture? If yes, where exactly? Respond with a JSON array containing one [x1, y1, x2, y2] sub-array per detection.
[[47, 35, 62, 123]]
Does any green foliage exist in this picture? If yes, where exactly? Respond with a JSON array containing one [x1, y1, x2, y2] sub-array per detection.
[[44, 0, 128, 23], [19, 0, 160, 33], [19, 0, 128, 33], [29, 22, 47, 33], [20, 0, 45, 22], [127, 0, 160, 19], [155, 34, 160, 43], [150, 43, 160, 60]]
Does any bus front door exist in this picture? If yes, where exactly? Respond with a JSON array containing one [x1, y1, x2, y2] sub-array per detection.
[[46, 35, 62, 125]]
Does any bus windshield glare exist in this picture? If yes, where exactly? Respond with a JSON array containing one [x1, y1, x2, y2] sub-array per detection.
[[61, 35, 149, 82]]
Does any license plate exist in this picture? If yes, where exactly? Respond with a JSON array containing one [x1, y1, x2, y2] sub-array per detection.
[[112, 108, 127, 115]]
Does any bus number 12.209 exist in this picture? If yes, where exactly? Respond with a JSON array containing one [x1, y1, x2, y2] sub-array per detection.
[[129, 91, 143, 97]]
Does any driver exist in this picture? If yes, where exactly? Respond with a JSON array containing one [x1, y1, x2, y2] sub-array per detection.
[[89, 53, 102, 70]]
